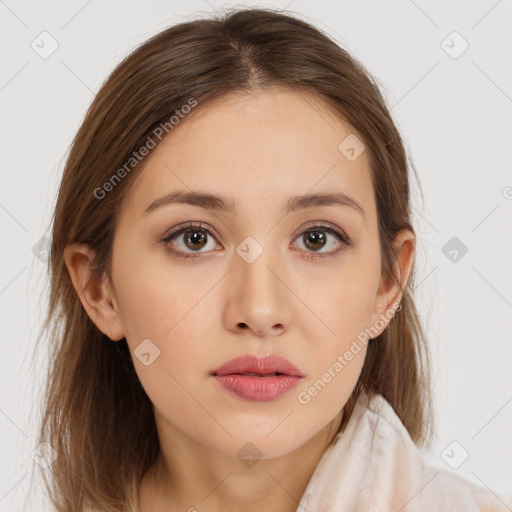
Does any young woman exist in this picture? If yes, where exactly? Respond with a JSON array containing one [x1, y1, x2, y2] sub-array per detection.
[[37, 7, 511, 512]]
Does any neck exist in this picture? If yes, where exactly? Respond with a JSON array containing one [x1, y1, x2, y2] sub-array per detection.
[[138, 410, 343, 512]]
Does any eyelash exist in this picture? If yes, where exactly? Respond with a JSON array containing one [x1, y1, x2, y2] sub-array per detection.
[[160, 221, 353, 261]]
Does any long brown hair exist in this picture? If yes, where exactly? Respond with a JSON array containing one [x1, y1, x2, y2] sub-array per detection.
[[36, 7, 433, 511]]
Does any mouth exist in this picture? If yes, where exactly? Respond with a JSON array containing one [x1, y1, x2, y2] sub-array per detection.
[[212, 372, 303, 401], [210, 354, 304, 402], [211, 354, 305, 378], [235, 372, 284, 377], [213, 371, 296, 377]]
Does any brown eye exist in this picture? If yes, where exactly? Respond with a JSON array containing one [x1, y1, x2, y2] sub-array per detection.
[[161, 222, 219, 260], [291, 223, 352, 260], [302, 230, 327, 251], [181, 229, 208, 251], [161, 221, 352, 262]]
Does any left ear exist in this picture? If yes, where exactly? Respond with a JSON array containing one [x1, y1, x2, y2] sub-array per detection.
[[369, 229, 415, 337]]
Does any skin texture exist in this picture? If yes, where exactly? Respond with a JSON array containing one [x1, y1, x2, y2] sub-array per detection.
[[64, 87, 415, 512]]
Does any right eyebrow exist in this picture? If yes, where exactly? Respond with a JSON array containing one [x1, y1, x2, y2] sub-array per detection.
[[144, 190, 235, 215]]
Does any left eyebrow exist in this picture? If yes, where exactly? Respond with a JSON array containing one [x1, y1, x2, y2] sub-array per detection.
[[144, 190, 366, 223], [286, 192, 366, 222]]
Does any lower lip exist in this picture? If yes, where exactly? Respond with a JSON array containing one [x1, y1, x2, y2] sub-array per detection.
[[213, 374, 303, 401]]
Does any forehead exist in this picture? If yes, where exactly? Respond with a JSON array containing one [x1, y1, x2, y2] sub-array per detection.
[[119, 87, 375, 223]]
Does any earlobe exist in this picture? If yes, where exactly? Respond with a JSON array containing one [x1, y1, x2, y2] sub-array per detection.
[[63, 243, 125, 341]]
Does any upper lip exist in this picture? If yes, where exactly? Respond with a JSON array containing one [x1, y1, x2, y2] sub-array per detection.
[[212, 354, 304, 377]]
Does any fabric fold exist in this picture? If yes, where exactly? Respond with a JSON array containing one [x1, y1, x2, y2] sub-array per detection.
[[296, 392, 512, 512]]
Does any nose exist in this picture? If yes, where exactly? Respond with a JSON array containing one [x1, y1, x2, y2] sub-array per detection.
[[223, 246, 292, 337]]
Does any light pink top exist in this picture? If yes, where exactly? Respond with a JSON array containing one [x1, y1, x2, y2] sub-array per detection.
[[296, 392, 512, 511]]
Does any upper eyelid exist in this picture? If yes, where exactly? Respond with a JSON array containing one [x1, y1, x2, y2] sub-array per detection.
[[162, 222, 219, 241], [162, 221, 350, 245]]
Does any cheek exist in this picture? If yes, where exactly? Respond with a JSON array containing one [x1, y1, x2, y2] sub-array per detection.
[[292, 258, 378, 407], [114, 263, 213, 390], [114, 253, 205, 342], [299, 262, 380, 354], [297, 347, 366, 418], [295, 286, 371, 418]]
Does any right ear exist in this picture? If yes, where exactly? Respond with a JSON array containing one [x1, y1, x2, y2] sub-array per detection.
[[63, 243, 125, 341]]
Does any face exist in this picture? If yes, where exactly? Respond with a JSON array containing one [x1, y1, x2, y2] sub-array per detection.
[[87, 87, 406, 459]]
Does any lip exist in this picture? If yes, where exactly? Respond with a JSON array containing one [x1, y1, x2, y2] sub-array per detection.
[[211, 354, 305, 377], [211, 354, 305, 402]]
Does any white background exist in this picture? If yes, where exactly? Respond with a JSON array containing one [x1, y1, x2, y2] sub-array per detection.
[[1, 0, 511, 510]]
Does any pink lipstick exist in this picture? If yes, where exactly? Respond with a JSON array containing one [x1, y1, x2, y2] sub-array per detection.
[[211, 354, 304, 402]]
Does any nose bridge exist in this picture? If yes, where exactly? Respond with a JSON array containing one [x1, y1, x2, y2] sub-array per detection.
[[228, 233, 289, 333], [236, 236, 283, 303]]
